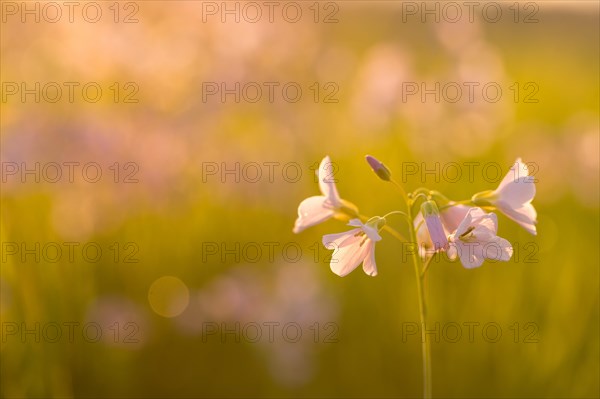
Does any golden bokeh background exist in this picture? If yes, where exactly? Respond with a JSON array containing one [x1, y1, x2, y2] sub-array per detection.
[[1, 1, 598, 397]]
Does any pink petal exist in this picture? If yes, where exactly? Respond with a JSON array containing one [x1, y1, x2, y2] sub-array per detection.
[[318, 156, 342, 207], [495, 176, 536, 207], [472, 212, 499, 236], [361, 242, 378, 276], [328, 235, 371, 277], [454, 207, 486, 237], [496, 202, 537, 235], [497, 158, 531, 191], [455, 241, 485, 269], [482, 237, 514, 262], [414, 212, 433, 250], [362, 224, 382, 242], [293, 196, 334, 233], [322, 228, 362, 249], [440, 204, 472, 233], [424, 214, 448, 250]]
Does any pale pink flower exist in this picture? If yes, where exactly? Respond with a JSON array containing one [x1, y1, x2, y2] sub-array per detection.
[[322, 218, 384, 277], [447, 208, 513, 269], [473, 158, 537, 235], [293, 156, 355, 234]]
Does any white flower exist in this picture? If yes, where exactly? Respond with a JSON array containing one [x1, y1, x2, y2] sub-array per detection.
[[293, 156, 356, 234], [322, 218, 383, 277], [447, 208, 513, 269], [473, 158, 537, 235]]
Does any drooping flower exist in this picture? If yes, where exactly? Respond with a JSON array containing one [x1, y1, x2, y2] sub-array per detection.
[[322, 217, 384, 277], [472, 158, 537, 235], [420, 200, 448, 250], [293, 156, 357, 234], [447, 207, 513, 269]]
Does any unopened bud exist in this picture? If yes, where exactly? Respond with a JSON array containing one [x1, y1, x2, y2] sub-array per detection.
[[365, 155, 392, 181]]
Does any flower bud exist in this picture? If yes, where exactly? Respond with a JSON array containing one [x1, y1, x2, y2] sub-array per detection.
[[365, 155, 392, 181], [421, 200, 448, 251]]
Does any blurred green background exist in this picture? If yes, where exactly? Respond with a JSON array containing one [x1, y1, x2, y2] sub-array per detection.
[[1, 1, 598, 398]]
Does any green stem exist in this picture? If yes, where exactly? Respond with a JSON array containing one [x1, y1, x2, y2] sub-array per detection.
[[390, 179, 410, 205], [412, 193, 430, 203], [388, 180, 432, 397], [421, 254, 435, 277], [407, 201, 432, 399], [382, 210, 410, 222]]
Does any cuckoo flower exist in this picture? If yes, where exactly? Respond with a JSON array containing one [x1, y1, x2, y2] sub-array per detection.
[[293, 156, 357, 234], [447, 207, 513, 269], [322, 218, 384, 277], [472, 158, 537, 235]]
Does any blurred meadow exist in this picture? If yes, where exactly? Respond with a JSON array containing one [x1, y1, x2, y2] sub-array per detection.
[[1, 1, 599, 398]]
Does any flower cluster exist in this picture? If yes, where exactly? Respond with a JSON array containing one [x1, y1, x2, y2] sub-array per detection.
[[293, 156, 537, 276]]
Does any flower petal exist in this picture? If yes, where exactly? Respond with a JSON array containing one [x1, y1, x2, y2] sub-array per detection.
[[414, 212, 433, 249], [329, 236, 371, 277], [322, 228, 361, 249], [471, 212, 499, 237], [451, 208, 514, 268], [347, 219, 382, 242], [456, 242, 485, 269], [424, 214, 448, 250], [318, 156, 342, 207], [495, 176, 536, 208], [454, 207, 486, 237], [362, 224, 382, 242], [482, 236, 514, 262], [361, 242, 378, 276], [497, 158, 531, 191], [496, 202, 537, 235], [347, 219, 363, 227], [293, 196, 334, 233], [440, 204, 472, 233]]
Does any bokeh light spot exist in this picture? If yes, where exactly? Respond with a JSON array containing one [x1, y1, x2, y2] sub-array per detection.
[[148, 276, 190, 318]]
